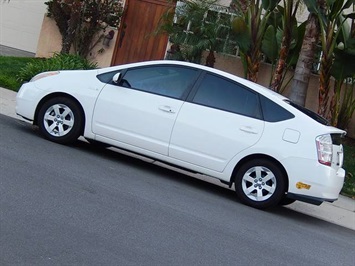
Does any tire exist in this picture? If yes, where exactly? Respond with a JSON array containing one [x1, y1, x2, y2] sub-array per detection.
[[279, 197, 296, 206], [37, 97, 83, 144], [234, 159, 286, 209]]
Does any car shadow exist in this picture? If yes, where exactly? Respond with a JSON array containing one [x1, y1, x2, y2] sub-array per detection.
[[12, 115, 351, 231]]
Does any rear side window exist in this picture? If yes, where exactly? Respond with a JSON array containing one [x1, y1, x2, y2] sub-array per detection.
[[192, 73, 261, 118], [260, 95, 294, 122]]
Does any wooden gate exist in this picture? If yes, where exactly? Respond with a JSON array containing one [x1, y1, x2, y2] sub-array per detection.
[[111, 0, 173, 66]]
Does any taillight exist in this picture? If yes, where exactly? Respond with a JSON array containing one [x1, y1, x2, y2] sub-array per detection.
[[316, 134, 333, 166]]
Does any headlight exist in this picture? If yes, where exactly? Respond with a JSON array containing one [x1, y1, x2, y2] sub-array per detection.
[[30, 71, 60, 82]]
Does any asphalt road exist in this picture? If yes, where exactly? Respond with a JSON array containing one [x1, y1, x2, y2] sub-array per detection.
[[1, 114, 355, 265]]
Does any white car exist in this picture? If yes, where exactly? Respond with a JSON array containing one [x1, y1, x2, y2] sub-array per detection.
[[16, 60, 346, 209]]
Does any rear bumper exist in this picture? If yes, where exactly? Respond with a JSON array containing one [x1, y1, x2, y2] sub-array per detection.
[[283, 157, 345, 201], [286, 193, 337, 205]]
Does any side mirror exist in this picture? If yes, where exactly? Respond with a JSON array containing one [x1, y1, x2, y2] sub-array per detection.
[[112, 73, 121, 84]]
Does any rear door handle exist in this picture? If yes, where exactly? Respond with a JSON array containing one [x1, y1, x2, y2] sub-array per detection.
[[158, 105, 175, 113], [239, 126, 258, 134]]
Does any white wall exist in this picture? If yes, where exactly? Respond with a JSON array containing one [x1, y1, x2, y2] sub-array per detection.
[[0, 0, 46, 54]]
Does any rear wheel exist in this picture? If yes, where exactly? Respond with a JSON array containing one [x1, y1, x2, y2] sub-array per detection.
[[37, 97, 83, 144], [234, 159, 286, 209], [279, 197, 296, 206]]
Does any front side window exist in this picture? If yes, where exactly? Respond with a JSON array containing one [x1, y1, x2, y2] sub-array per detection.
[[192, 73, 261, 118], [120, 66, 198, 99]]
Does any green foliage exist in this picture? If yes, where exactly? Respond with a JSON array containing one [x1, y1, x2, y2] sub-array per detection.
[[342, 137, 355, 198], [0, 56, 36, 91], [336, 81, 355, 130], [262, 25, 278, 63], [303, 0, 355, 118], [331, 40, 355, 80], [158, 0, 233, 66], [328, 26, 355, 127], [17, 53, 97, 83], [230, 0, 281, 81]]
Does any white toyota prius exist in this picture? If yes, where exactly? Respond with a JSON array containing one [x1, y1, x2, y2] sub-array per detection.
[[16, 60, 346, 209]]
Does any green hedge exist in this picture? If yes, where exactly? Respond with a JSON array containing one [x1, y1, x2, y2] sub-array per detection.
[[17, 53, 97, 83]]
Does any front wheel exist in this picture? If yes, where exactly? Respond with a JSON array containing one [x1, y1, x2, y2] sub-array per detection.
[[234, 159, 286, 209], [37, 97, 83, 144]]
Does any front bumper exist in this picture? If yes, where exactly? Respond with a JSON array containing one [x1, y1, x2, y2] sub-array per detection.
[[16, 82, 44, 121]]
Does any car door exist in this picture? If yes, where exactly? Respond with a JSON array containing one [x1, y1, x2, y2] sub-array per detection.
[[169, 73, 265, 172], [92, 65, 199, 155]]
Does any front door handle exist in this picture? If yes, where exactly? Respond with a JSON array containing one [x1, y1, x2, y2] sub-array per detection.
[[239, 126, 258, 134], [158, 105, 175, 113]]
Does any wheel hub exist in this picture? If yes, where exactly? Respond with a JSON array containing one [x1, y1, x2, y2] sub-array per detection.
[[54, 115, 64, 125], [43, 104, 74, 137], [242, 166, 276, 202], [254, 178, 266, 189]]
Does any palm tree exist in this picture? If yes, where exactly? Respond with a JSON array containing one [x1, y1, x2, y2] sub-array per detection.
[[270, 0, 301, 92], [288, 11, 321, 106], [296, 0, 355, 118], [329, 42, 355, 127], [230, 0, 280, 82], [157, 0, 231, 67]]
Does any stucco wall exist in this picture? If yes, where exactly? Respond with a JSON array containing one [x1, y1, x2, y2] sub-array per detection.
[[0, 0, 46, 54]]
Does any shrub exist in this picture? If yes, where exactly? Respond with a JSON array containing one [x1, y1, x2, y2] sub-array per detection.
[[0, 74, 20, 90], [18, 53, 97, 83]]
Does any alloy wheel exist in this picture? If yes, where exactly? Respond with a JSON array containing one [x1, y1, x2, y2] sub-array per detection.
[[43, 103, 74, 137]]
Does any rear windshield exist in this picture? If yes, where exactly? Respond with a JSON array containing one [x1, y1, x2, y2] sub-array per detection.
[[285, 100, 329, 125]]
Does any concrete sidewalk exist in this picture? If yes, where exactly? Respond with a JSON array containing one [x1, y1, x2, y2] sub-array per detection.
[[1, 87, 354, 230]]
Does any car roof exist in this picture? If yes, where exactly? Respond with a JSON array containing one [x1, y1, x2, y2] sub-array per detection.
[[95, 60, 346, 131], [97, 60, 288, 101]]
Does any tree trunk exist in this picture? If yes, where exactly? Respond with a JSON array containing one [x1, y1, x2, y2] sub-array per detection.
[[329, 80, 342, 126], [60, 1, 81, 54], [246, 52, 260, 83], [288, 13, 320, 106], [270, 0, 299, 93], [270, 36, 290, 92], [245, 2, 261, 83], [317, 23, 334, 117], [205, 50, 215, 68]]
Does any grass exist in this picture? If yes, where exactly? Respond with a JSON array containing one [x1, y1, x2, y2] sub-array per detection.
[[0, 55, 354, 198], [0, 56, 38, 91]]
